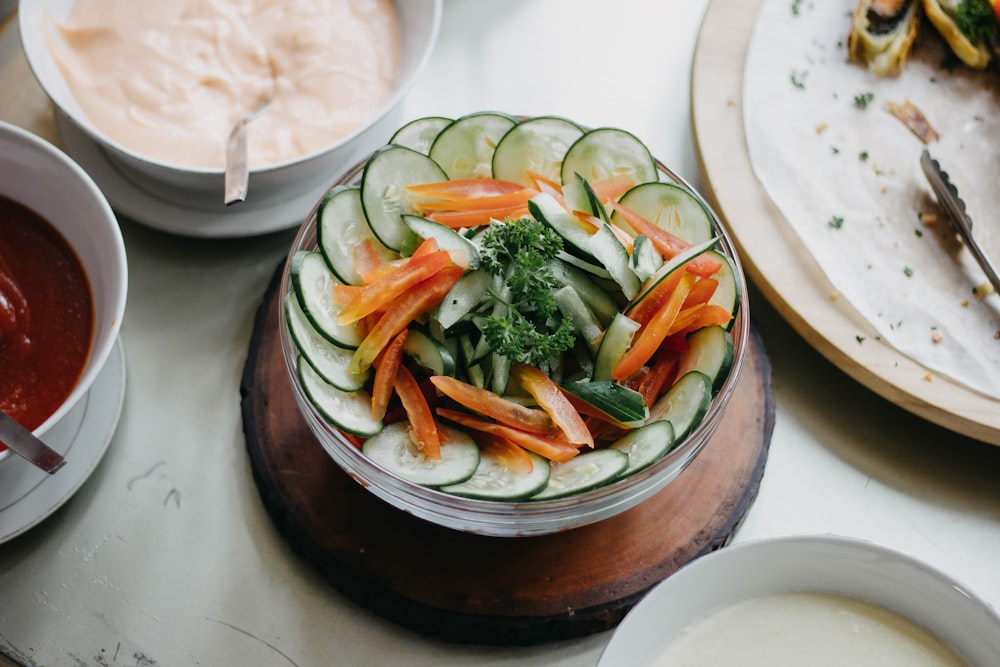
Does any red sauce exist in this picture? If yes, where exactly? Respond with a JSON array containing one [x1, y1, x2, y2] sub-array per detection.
[[0, 195, 94, 437]]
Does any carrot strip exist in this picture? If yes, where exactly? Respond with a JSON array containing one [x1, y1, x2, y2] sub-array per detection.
[[608, 201, 722, 278], [510, 363, 593, 447], [404, 178, 524, 199], [331, 283, 362, 305], [415, 188, 538, 213], [475, 433, 534, 475], [371, 329, 408, 421], [428, 205, 529, 229], [337, 249, 453, 325], [436, 408, 579, 463], [348, 266, 464, 374], [396, 364, 441, 460], [429, 375, 560, 434], [613, 272, 696, 380], [667, 304, 733, 337], [682, 277, 718, 308], [525, 170, 563, 197], [628, 269, 686, 328], [632, 351, 679, 408], [591, 174, 637, 203]]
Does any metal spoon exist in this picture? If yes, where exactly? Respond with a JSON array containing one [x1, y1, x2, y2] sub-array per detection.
[[0, 410, 66, 474], [224, 97, 272, 206]]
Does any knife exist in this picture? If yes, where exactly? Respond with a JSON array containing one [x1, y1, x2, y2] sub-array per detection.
[[920, 149, 1000, 295], [0, 410, 67, 474]]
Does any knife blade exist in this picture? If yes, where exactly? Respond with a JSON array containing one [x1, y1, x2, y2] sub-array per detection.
[[920, 149, 1000, 295], [0, 410, 67, 474]]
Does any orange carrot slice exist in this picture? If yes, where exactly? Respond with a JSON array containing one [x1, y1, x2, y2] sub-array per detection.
[[436, 408, 579, 463], [613, 272, 696, 380], [338, 249, 453, 325], [609, 201, 722, 278], [510, 363, 593, 448], [429, 375, 559, 434], [371, 329, 407, 421], [396, 363, 441, 460], [404, 178, 524, 199]]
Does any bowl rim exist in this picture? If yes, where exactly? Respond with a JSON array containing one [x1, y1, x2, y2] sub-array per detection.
[[598, 534, 1000, 665], [0, 120, 127, 445], [277, 128, 751, 535], [17, 0, 444, 176]]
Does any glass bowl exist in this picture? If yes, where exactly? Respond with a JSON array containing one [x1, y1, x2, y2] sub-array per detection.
[[277, 136, 750, 537]]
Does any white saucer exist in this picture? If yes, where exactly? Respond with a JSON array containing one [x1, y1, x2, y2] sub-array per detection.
[[0, 336, 126, 544], [55, 111, 332, 239]]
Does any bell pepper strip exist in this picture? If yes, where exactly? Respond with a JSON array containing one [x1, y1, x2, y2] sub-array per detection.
[[631, 350, 679, 408], [427, 205, 530, 229], [666, 304, 733, 337], [613, 272, 697, 381], [404, 178, 524, 200], [568, 211, 604, 236], [429, 375, 560, 434], [395, 363, 441, 460], [590, 174, 637, 203], [608, 201, 722, 278], [371, 329, 408, 421], [436, 408, 580, 463], [415, 188, 539, 213], [627, 269, 686, 328], [331, 283, 362, 305], [509, 363, 594, 448], [525, 170, 563, 198], [337, 249, 454, 325], [475, 432, 535, 474], [348, 266, 464, 374], [682, 277, 718, 308]]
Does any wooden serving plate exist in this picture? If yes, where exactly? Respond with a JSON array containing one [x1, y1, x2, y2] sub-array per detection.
[[691, 0, 1000, 444], [240, 266, 775, 645]]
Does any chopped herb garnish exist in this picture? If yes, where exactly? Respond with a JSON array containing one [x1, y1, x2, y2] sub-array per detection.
[[914, 228, 923, 238], [828, 215, 845, 229], [479, 217, 575, 365], [955, 0, 998, 44], [791, 0, 803, 15], [903, 266, 914, 278], [791, 69, 808, 89], [831, 146, 840, 155], [856, 335, 866, 344], [853, 92, 874, 109], [859, 151, 869, 161]]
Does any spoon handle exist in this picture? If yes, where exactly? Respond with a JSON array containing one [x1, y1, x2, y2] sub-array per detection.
[[224, 119, 251, 206], [0, 410, 66, 474]]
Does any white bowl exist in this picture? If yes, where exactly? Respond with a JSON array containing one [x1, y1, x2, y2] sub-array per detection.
[[17, 0, 441, 214], [0, 121, 127, 464], [599, 535, 1000, 666]]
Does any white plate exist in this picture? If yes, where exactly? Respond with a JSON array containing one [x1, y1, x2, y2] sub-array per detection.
[[55, 111, 330, 239], [0, 336, 126, 544], [599, 535, 1000, 666]]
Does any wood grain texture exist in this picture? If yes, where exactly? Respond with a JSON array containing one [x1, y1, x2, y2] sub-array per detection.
[[691, 0, 1000, 445], [240, 266, 774, 645]]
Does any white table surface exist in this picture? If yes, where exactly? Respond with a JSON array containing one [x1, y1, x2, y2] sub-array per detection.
[[3, 2, 1000, 665]]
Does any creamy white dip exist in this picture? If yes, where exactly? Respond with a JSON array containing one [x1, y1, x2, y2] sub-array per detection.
[[655, 591, 969, 667], [49, 0, 400, 168]]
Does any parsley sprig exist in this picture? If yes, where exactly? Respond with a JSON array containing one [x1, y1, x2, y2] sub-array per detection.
[[479, 217, 575, 365]]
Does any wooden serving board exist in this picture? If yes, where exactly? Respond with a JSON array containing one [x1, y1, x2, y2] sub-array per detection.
[[691, 0, 1000, 445], [240, 266, 775, 645]]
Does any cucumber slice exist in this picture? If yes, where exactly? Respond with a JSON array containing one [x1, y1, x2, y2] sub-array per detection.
[[290, 251, 364, 349], [706, 250, 741, 324], [648, 371, 712, 440], [362, 421, 480, 487], [403, 327, 456, 376], [360, 145, 447, 252], [441, 449, 550, 500], [610, 420, 677, 475], [593, 312, 641, 382], [630, 235, 664, 282], [389, 116, 452, 154], [548, 258, 619, 327], [676, 325, 734, 393], [285, 293, 369, 392], [297, 356, 382, 438], [433, 269, 490, 330], [563, 173, 609, 223], [428, 111, 517, 179], [317, 186, 395, 286], [491, 115, 584, 187], [560, 127, 658, 187], [402, 214, 480, 269], [552, 285, 604, 356], [528, 192, 596, 261], [555, 250, 612, 280], [626, 237, 719, 315], [587, 223, 641, 300], [561, 380, 649, 427], [530, 449, 628, 500], [613, 181, 715, 245]]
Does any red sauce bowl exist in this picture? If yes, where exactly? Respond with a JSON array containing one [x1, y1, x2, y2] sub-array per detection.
[[0, 122, 127, 461]]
